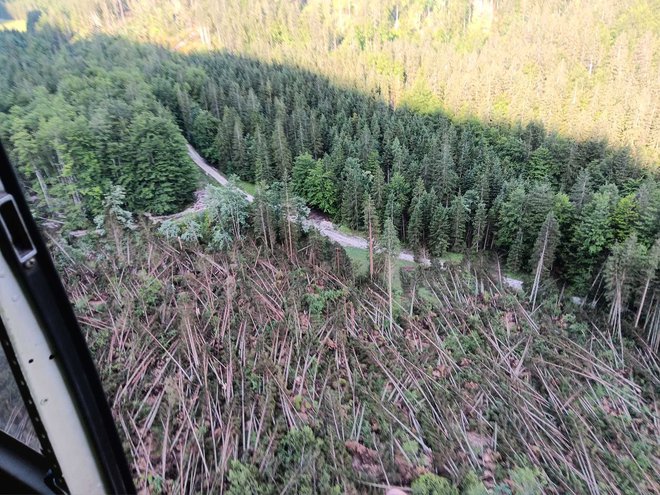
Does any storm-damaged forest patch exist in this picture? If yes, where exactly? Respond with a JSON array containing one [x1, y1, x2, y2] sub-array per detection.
[[55, 223, 659, 494]]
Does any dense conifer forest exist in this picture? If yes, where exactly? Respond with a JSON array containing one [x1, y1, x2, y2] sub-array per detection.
[[1, 20, 658, 307], [0, 1, 659, 493]]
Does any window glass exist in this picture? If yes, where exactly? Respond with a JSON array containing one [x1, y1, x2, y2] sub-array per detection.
[[0, 341, 39, 451]]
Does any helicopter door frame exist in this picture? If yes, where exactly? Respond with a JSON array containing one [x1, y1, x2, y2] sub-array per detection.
[[0, 142, 135, 494]]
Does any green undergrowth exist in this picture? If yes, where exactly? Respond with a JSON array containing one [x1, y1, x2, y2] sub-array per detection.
[[237, 180, 257, 197], [344, 245, 417, 292]]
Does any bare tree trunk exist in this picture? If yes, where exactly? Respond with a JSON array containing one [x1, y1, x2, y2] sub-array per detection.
[[387, 256, 393, 337], [530, 225, 550, 309], [258, 201, 272, 253], [116, 0, 125, 21], [283, 181, 295, 261], [608, 274, 625, 365], [34, 169, 53, 211], [367, 216, 374, 280], [647, 299, 659, 352], [635, 277, 651, 327]]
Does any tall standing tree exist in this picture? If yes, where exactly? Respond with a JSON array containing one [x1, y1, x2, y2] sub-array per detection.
[[192, 109, 220, 161], [570, 169, 593, 212], [279, 171, 298, 261], [232, 116, 247, 178], [305, 157, 338, 216], [363, 194, 379, 280], [496, 183, 526, 251], [449, 194, 467, 252], [271, 119, 292, 175], [604, 235, 644, 353], [635, 181, 660, 245], [570, 188, 617, 288], [507, 228, 525, 272], [292, 153, 316, 197], [341, 158, 366, 230], [471, 201, 488, 252], [385, 172, 409, 238], [635, 237, 660, 328], [434, 130, 459, 206], [611, 194, 640, 242], [216, 107, 235, 170], [389, 136, 406, 177], [252, 184, 277, 253], [368, 154, 386, 212], [176, 86, 194, 139], [408, 200, 425, 254], [381, 216, 400, 335], [250, 125, 272, 183], [407, 179, 428, 252], [430, 204, 450, 257], [529, 212, 560, 309], [125, 112, 196, 214], [527, 146, 555, 183]]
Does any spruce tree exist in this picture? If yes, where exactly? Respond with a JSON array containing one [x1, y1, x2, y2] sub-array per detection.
[[251, 126, 272, 183], [216, 107, 234, 172], [635, 181, 660, 245], [471, 201, 488, 252], [252, 183, 277, 253], [496, 183, 526, 250], [430, 205, 450, 257], [292, 153, 315, 197], [435, 129, 459, 205], [125, 112, 196, 215], [231, 117, 247, 178], [408, 201, 425, 253], [570, 169, 592, 212], [449, 194, 467, 252], [507, 229, 525, 272], [570, 189, 616, 289], [192, 110, 220, 161], [271, 119, 292, 175], [611, 194, 640, 242], [341, 158, 366, 230]]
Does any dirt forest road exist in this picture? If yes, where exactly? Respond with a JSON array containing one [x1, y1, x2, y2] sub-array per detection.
[[186, 144, 422, 263]]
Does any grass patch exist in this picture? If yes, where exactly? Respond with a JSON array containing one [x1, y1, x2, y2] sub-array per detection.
[[238, 180, 256, 197], [393, 258, 416, 292], [344, 246, 417, 291], [396, 257, 417, 270], [445, 252, 464, 263], [417, 286, 436, 304], [0, 19, 26, 31], [343, 246, 370, 273], [338, 224, 363, 237], [503, 269, 527, 282]]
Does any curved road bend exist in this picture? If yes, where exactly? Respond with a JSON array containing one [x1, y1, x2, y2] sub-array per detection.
[[186, 144, 424, 263]]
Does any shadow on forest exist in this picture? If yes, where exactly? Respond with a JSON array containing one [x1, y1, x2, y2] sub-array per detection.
[[0, 2, 11, 20], [5, 27, 656, 178], [69, 33, 653, 185]]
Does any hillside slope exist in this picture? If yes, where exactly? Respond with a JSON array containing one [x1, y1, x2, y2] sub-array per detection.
[[4, 0, 659, 163]]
